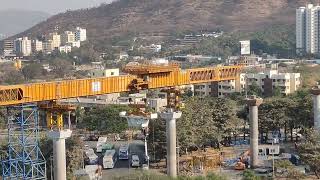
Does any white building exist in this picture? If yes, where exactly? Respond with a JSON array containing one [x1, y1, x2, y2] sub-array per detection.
[[296, 4, 320, 54], [296, 7, 306, 54], [245, 69, 301, 96], [61, 31, 75, 45], [75, 27, 87, 42], [194, 65, 301, 97], [149, 44, 162, 52], [48, 32, 61, 48], [59, 45, 72, 53], [66, 41, 81, 48], [31, 40, 43, 52], [14, 37, 32, 56]]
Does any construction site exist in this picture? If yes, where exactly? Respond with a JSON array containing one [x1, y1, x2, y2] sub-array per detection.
[[0, 60, 319, 180]]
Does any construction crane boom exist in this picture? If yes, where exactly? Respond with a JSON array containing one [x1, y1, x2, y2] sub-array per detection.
[[0, 64, 242, 106]]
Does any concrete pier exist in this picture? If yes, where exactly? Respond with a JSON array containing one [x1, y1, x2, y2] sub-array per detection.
[[160, 109, 182, 178], [246, 96, 263, 169], [311, 85, 320, 130], [48, 130, 72, 180]]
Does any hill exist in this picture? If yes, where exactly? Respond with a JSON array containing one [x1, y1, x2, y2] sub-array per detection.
[[12, 0, 317, 44], [0, 9, 50, 39]]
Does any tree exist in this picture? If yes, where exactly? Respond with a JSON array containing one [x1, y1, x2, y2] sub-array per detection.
[[50, 58, 73, 78], [177, 97, 218, 150], [272, 86, 282, 97], [148, 118, 166, 161], [78, 105, 131, 133], [22, 63, 43, 80], [209, 98, 242, 145], [40, 136, 84, 179], [248, 82, 262, 97], [298, 128, 320, 178], [258, 97, 295, 142]]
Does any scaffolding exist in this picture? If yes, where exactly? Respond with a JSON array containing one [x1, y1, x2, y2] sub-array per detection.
[[1, 104, 46, 179]]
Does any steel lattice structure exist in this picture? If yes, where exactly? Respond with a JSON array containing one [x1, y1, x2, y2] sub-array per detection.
[[1, 104, 46, 179]]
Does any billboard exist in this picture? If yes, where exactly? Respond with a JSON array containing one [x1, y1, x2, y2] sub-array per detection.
[[240, 40, 251, 55]]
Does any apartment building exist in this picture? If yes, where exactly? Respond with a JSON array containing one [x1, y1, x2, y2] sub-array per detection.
[[3, 40, 14, 55], [14, 37, 32, 56], [296, 4, 320, 54], [31, 40, 43, 52], [194, 65, 301, 97], [42, 40, 54, 54], [59, 45, 72, 53], [61, 31, 75, 45], [47, 32, 61, 48], [245, 69, 301, 96], [75, 27, 87, 42]]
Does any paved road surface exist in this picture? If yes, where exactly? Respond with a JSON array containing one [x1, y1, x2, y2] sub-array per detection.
[[84, 140, 145, 179]]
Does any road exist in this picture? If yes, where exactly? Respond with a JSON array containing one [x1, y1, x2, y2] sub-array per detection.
[[84, 139, 146, 179]]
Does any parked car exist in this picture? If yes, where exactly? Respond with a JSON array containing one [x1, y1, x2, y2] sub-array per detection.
[[131, 155, 140, 167]]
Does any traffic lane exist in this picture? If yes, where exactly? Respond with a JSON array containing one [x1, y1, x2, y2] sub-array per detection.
[[89, 140, 144, 169], [101, 141, 145, 178]]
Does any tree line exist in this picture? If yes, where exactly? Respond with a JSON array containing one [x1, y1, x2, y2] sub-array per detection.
[[148, 88, 313, 161]]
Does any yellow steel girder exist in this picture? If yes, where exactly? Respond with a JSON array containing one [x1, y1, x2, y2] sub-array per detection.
[[0, 65, 242, 106]]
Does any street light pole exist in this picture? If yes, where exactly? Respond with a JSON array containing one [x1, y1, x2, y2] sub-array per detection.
[[272, 138, 275, 178]]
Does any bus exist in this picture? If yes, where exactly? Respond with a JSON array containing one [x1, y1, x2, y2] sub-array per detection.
[[102, 149, 117, 169], [118, 144, 129, 160], [96, 137, 108, 153]]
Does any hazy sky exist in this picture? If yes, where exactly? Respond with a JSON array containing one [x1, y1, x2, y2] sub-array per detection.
[[0, 0, 116, 14]]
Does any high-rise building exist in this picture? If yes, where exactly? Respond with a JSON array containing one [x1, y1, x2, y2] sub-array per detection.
[[296, 4, 320, 54], [61, 31, 75, 45], [14, 37, 32, 56], [47, 32, 61, 48], [31, 40, 43, 52], [296, 7, 306, 54], [75, 27, 87, 42], [42, 40, 54, 54], [3, 40, 14, 55]]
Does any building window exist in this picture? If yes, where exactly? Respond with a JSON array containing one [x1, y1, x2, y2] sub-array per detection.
[[102, 73, 105, 76], [218, 92, 221, 95], [273, 79, 276, 82], [262, 79, 264, 82], [111, 72, 114, 75], [219, 85, 221, 89], [92, 72, 95, 76], [262, 85, 264, 88]]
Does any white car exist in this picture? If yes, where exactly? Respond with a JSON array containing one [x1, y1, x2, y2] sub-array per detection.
[[131, 155, 140, 167]]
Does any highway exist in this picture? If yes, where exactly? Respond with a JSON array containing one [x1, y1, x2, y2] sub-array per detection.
[[84, 139, 146, 179]]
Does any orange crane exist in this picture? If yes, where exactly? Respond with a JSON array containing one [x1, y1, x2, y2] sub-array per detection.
[[0, 62, 242, 179]]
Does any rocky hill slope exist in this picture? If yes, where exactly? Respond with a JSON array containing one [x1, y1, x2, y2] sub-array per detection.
[[13, 0, 317, 42]]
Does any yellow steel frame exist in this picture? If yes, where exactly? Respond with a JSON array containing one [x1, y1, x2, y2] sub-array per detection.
[[0, 65, 242, 106]]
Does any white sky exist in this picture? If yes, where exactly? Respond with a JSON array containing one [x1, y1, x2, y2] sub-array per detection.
[[0, 0, 116, 14]]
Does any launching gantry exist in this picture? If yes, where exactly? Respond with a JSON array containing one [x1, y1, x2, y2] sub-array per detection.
[[0, 62, 242, 179]]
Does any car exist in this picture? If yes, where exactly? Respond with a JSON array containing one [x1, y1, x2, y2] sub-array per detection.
[[131, 155, 140, 167]]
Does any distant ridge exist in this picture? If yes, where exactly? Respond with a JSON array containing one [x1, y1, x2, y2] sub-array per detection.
[[0, 9, 50, 39], [12, 0, 319, 43]]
